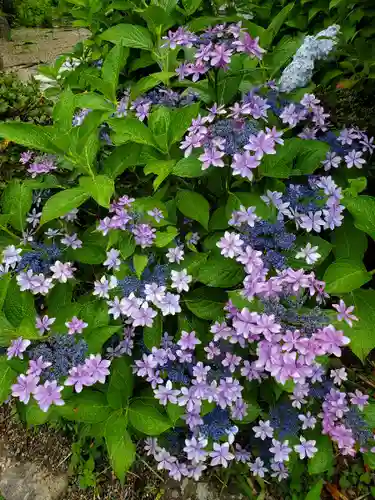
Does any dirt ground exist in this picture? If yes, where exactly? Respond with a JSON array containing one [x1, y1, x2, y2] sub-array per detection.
[[0, 27, 89, 80]]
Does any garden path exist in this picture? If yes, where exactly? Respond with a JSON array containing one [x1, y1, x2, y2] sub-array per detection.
[[0, 27, 89, 80]]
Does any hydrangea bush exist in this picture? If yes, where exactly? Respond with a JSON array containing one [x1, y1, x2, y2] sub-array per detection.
[[1, 14, 375, 493]]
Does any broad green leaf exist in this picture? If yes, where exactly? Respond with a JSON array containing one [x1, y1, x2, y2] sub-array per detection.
[[102, 45, 129, 102], [144, 314, 162, 350], [305, 480, 324, 500], [227, 290, 253, 310], [133, 254, 148, 278], [144, 160, 175, 190], [47, 282, 74, 318], [100, 24, 154, 51], [176, 190, 210, 230], [331, 218, 368, 261], [323, 259, 371, 294], [53, 87, 75, 132], [105, 413, 135, 483], [345, 196, 375, 240], [25, 400, 52, 425], [264, 2, 295, 47], [118, 233, 136, 259], [79, 175, 114, 208], [131, 72, 176, 99], [185, 287, 227, 320], [107, 357, 134, 409], [0, 273, 11, 310], [149, 106, 170, 153], [4, 278, 35, 328], [198, 254, 244, 288], [66, 244, 106, 265], [0, 314, 17, 346], [209, 206, 229, 231], [234, 398, 260, 424], [85, 325, 123, 354], [0, 122, 56, 154], [57, 391, 111, 423], [129, 399, 172, 435], [172, 157, 205, 178], [75, 93, 115, 111], [259, 146, 292, 177], [363, 402, 375, 427], [266, 35, 304, 77], [168, 103, 200, 145], [140, 6, 174, 34], [341, 290, 375, 361], [1, 180, 33, 232], [108, 118, 156, 147], [79, 301, 109, 331], [291, 139, 330, 175], [0, 356, 16, 404], [308, 435, 333, 474], [40, 188, 89, 225], [102, 143, 142, 179], [154, 227, 178, 247], [182, 0, 202, 15], [167, 403, 185, 425]]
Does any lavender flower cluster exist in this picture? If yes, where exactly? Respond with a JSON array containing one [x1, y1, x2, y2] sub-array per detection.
[[161, 23, 265, 82], [115, 86, 198, 122], [132, 207, 372, 481], [20, 151, 57, 178]]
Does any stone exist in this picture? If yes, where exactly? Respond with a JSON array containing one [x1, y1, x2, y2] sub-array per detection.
[[163, 478, 247, 500], [0, 442, 68, 500], [0, 16, 10, 40]]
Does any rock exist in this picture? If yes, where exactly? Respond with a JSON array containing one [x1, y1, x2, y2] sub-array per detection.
[[0, 442, 68, 500], [163, 478, 247, 500], [0, 16, 10, 40]]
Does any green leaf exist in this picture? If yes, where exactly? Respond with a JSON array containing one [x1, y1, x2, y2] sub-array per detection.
[[57, 391, 111, 423], [0, 273, 11, 310], [85, 325, 123, 354], [331, 217, 368, 261], [168, 103, 200, 145], [289, 235, 333, 269], [1, 180, 33, 232], [144, 160, 175, 190], [291, 139, 330, 175], [323, 259, 371, 294], [0, 122, 56, 154], [341, 290, 375, 361], [308, 435, 333, 474], [305, 480, 324, 500], [226, 192, 272, 220], [79, 175, 114, 208], [264, 2, 295, 47], [154, 227, 178, 247], [140, 6, 174, 34], [133, 254, 148, 278], [75, 93, 115, 111], [149, 106, 170, 153], [176, 190, 209, 230], [100, 24, 154, 51], [345, 196, 375, 240], [53, 87, 75, 132], [198, 254, 244, 288], [107, 357, 133, 409], [0, 356, 16, 404], [172, 157, 205, 178], [129, 399, 172, 435], [235, 399, 260, 424], [102, 45, 129, 102], [131, 72, 176, 99], [259, 145, 292, 177], [66, 244, 106, 265], [167, 403, 185, 425], [25, 400, 52, 425], [102, 143, 142, 179], [40, 188, 89, 225], [185, 287, 227, 320], [4, 278, 35, 328], [363, 402, 375, 427], [108, 118, 156, 147], [118, 233, 136, 259], [144, 314, 162, 350], [105, 413, 135, 483], [47, 282, 74, 317], [182, 0, 202, 15]]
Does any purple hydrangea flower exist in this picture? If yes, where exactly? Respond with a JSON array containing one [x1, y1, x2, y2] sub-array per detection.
[[7, 337, 31, 360], [11, 374, 39, 404], [33, 380, 65, 412]]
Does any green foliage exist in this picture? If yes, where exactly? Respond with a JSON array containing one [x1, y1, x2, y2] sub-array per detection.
[[14, 0, 52, 27]]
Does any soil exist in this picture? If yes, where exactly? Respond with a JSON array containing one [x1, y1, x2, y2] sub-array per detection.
[[0, 27, 89, 80]]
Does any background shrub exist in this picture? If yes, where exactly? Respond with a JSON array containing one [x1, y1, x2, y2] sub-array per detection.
[[14, 0, 53, 27]]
